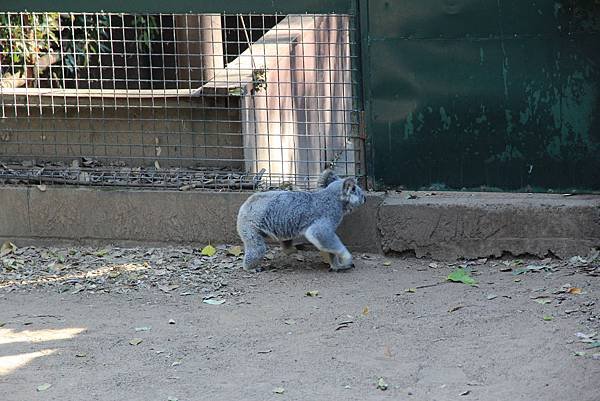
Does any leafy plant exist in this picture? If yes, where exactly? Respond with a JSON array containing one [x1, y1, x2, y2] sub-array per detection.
[[0, 13, 60, 69], [0, 13, 161, 87]]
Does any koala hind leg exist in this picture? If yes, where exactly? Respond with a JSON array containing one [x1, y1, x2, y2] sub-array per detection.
[[304, 224, 353, 271], [240, 229, 267, 271]]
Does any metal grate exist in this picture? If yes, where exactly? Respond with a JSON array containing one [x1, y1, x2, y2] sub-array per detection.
[[0, 12, 362, 190]]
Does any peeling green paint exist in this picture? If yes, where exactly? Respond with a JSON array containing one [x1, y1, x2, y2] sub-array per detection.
[[439, 107, 451, 130], [368, 0, 600, 191], [404, 112, 414, 139], [504, 110, 514, 135]]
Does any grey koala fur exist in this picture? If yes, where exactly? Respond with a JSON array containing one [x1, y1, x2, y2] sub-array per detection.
[[237, 169, 366, 271]]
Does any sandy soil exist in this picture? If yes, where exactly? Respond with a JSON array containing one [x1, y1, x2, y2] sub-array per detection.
[[1, 247, 599, 401]]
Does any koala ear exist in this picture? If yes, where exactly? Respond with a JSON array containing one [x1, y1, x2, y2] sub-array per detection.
[[342, 177, 356, 195]]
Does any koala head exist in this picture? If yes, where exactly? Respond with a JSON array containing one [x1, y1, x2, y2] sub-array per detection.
[[341, 177, 366, 211]]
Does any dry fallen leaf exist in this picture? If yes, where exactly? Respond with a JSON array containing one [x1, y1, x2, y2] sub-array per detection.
[[37, 383, 52, 391], [135, 326, 151, 332], [36, 184, 47, 192], [0, 241, 17, 257], [362, 306, 369, 316], [158, 284, 179, 293], [203, 299, 225, 305], [227, 246, 243, 257], [320, 251, 332, 265], [448, 304, 464, 313], [129, 338, 143, 346], [272, 387, 285, 394], [567, 287, 582, 295]]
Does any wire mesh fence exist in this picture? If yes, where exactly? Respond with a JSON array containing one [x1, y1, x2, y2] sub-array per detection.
[[0, 12, 363, 190]]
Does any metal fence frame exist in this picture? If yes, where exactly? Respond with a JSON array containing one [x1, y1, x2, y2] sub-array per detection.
[[1, 1, 365, 190]]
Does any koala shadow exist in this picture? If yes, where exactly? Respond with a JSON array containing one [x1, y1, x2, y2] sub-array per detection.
[[258, 245, 355, 274]]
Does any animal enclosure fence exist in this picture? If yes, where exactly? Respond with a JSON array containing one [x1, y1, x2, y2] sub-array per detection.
[[0, 11, 363, 190]]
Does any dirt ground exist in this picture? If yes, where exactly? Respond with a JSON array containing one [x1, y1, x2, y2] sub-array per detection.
[[1, 245, 599, 401]]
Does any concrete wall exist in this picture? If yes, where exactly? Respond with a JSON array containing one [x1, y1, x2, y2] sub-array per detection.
[[1, 186, 598, 260], [0, 95, 243, 168]]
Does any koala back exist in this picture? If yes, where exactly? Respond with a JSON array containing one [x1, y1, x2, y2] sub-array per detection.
[[238, 185, 346, 241]]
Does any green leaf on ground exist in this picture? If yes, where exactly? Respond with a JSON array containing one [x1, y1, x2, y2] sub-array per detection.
[[201, 244, 217, 257], [447, 269, 477, 285], [543, 315, 553, 321], [306, 290, 319, 297], [95, 249, 108, 257]]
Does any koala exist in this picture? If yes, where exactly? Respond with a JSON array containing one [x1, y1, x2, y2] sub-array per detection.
[[237, 169, 366, 272]]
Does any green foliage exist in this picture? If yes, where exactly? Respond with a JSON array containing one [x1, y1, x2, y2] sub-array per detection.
[[0, 13, 161, 85], [0, 13, 60, 67]]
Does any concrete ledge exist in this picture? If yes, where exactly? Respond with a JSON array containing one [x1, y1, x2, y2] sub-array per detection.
[[0, 186, 382, 253], [379, 192, 600, 259], [1, 186, 599, 259]]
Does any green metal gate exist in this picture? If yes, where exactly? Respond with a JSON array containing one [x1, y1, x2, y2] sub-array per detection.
[[361, 0, 600, 192]]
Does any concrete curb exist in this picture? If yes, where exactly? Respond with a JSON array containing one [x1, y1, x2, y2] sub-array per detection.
[[1, 186, 598, 259], [378, 192, 600, 259]]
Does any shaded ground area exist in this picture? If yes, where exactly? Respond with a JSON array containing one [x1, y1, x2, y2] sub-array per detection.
[[1, 244, 599, 401]]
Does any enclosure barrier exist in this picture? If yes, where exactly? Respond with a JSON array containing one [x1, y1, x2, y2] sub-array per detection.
[[0, 11, 363, 190]]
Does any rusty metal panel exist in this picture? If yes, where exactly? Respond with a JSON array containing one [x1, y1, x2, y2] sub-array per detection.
[[365, 0, 600, 191]]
